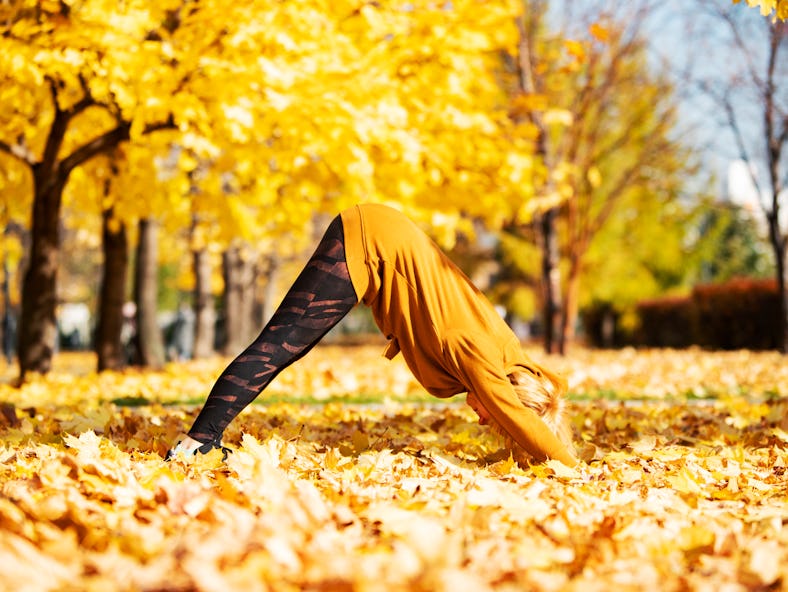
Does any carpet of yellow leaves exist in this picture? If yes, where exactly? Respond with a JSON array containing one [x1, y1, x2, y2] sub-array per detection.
[[0, 346, 786, 592]]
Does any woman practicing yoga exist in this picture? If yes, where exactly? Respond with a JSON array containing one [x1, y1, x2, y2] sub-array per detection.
[[167, 203, 578, 468]]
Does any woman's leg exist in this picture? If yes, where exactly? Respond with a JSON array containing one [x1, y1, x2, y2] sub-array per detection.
[[187, 215, 357, 444]]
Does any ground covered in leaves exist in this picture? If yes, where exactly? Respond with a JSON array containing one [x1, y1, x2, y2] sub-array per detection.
[[0, 346, 786, 591]]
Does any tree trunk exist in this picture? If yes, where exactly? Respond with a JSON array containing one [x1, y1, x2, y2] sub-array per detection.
[[516, 5, 565, 355], [779, 245, 787, 353], [192, 246, 215, 359], [0, 221, 24, 365], [540, 208, 564, 354], [768, 213, 788, 352], [18, 171, 65, 377], [764, 25, 787, 353], [2, 258, 14, 365], [241, 255, 259, 345], [601, 308, 616, 348], [764, 21, 787, 353], [222, 246, 243, 356], [222, 246, 241, 356], [560, 253, 582, 352], [133, 218, 165, 369], [96, 208, 129, 371], [260, 254, 280, 326], [221, 244, 257, 355], [777, 245, 788, 354]]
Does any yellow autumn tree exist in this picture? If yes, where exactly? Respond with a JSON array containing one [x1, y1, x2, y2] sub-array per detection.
[[1, 0, 538, 375], [497, 1, 699, 354], [0, 0, 184, 376]]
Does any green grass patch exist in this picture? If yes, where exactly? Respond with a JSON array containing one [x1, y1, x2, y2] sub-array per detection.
[[154, 390, 437, 408], [111, 396, 153, 407], [568, 389, 625, 402]]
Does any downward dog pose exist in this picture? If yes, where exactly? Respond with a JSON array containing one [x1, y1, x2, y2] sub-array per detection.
[[167, 204, 579, 468]]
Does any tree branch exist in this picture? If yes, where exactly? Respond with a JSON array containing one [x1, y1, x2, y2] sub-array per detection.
[[58, 115, 176, 180], [719, 88, 765, 200], [716, 4, 766, 92], [778, 114, 788, 149], [58, 122, 130, 180], [68, 74, 96, 118]]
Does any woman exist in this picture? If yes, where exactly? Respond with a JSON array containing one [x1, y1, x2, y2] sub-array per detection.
[[167, 203, 579, 468]]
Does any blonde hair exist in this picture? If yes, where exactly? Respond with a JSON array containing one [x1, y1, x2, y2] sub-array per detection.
[[491, 369, 575, 463]]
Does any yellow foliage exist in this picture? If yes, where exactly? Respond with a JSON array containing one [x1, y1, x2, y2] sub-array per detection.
[[563, 39, 587, 61], [512, 93, 549, 112], [586, 165, 602, 189], [589, 23, 611, 42], [733, 0, 788, 20]]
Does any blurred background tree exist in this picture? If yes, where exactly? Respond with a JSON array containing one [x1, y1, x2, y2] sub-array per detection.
[[696, 202, 773, 282], [689, 1, 787, 351], [495, 0, 706, 353]]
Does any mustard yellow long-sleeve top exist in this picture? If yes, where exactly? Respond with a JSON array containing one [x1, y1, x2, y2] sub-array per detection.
[[341, 203, 578, 467]]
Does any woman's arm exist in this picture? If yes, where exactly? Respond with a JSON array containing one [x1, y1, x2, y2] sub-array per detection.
[[445, 332, 579, 467]]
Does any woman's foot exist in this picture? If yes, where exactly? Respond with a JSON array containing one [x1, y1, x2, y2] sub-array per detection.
[[165, 435, 231, 460]]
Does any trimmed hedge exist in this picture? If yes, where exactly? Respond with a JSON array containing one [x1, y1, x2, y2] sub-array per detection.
[[632, 278, 780, 350], [634, 295, 696, 349]]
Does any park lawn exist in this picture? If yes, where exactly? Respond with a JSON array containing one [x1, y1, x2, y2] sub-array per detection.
[[0, 346, 786, 591]]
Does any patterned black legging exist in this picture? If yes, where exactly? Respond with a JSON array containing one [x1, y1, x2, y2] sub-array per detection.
[[187, 215, 358, 445]]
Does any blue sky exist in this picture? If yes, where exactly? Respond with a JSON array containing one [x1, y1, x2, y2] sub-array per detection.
[[642, 0, 786, 206]]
